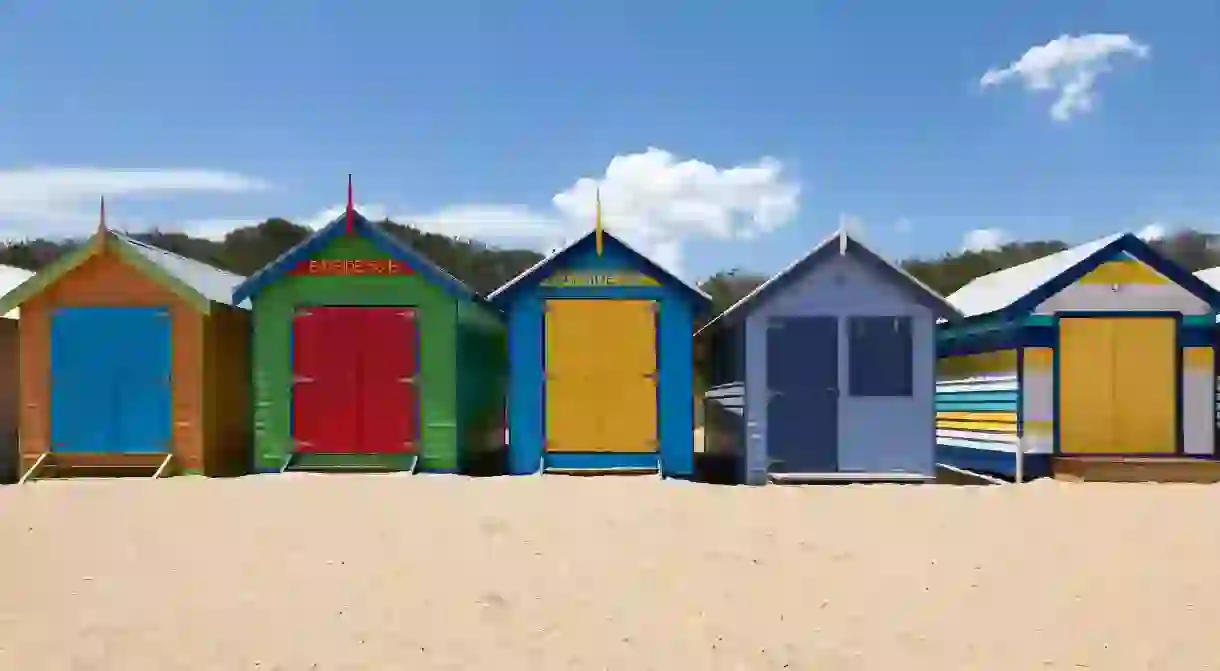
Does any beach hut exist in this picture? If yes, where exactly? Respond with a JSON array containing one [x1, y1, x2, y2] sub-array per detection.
[[0, 264, 34, 482], [937, 232, 1220, 482], [231, 187, 507, 474], [695, 229, 961, 485], [0, 205, 252, 481], [488, 223, 711, 477]]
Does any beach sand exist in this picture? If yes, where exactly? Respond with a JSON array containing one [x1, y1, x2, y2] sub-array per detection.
[[2, 474, 1219, 670]]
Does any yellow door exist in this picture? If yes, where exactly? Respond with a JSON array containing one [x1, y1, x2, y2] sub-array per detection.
[[598, 300, 658, 453], [544, 300, 600, 452], [1112, 318, 1177, 454], [1057, 318, 1116, 453], [543, 299, 658, 452]]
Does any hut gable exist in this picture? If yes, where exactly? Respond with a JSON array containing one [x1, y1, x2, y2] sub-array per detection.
[[698, 229, 959, 336], [946, 233, 1220, 320], [0, 230, 247, 316], [488, 229, 711, 308], [231, 211, 484, 306]]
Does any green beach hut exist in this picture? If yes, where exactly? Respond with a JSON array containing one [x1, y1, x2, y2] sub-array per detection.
[[231, 188, 507, 474]]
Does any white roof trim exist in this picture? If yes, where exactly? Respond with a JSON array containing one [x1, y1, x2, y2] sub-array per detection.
[[944, 232, 1126, 318], [0, 264, 33, 319], [487, 228, 711, 302]]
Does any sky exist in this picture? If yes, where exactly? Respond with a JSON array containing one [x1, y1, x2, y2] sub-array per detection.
[[0, 1, 1217, 283]]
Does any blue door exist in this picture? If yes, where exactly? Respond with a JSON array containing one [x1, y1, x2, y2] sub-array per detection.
[[51, 307, 172, 453], [765, 316, 839, 473]]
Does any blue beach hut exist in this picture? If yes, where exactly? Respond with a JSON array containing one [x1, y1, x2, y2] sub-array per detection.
[[488, 224, 711, 477]]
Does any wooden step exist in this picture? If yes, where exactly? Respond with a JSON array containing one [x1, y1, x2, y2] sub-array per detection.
[[543, 467, 661, 476], [1053, 457, 1220, 483], [21, 452, 174, 481]]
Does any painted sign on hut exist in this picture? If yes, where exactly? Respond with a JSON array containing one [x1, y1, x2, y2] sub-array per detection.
[[696, 229, 961, 484]]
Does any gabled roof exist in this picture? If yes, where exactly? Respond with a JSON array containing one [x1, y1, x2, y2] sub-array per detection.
[[0, 264, 33, 319], [696, 228, 960, 336], [487, 228, 712, 307], [231, 210, 484, 305], [945, 232, 1220, 319], [0, 229, 249, 317]]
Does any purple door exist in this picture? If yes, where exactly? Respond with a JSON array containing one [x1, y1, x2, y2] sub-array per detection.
[[765, 316, 839, 473]]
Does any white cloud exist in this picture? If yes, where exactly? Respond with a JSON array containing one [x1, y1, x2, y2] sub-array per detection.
[[962, 228, 1008, 252], [0, 167, 269, 239], [276, 147, 800, 280], [980, 33, 1150, 121], [406, 204, 565, 241], [1136, 222, 1167, 241]]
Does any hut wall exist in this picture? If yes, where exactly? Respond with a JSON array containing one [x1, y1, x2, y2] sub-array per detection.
[[455, 298, 508, 471], [249, 234, 461, 473], [203, 303, 252, 476], [0, 320, 18, 482], [700, 323, 745, 458], [934, 347, 1024, 476], [17, 251, 205, 475]]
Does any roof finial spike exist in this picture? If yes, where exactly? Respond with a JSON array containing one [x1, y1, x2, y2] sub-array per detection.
[[594, 187, 604, 256], [838, 214, 849, 255], [98, 196, 108, 235], [345, 174, 355, 234]]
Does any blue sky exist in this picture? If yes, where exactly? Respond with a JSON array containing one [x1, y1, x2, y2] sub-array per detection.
[[0, 1, 1217, 281]]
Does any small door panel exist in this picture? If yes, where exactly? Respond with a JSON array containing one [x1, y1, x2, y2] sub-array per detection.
[[1112, 317, 1177, 453], [1057, 318, 1115, 453], [50, 308, 112, 452], [360, 307, 420, 453], [544, 300, 602, 452], [292, 307, 361, 453], [112, 308, 173, 452], [766, 316, 839, 473]]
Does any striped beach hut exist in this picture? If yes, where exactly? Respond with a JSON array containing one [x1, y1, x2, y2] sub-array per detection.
[[937, 232, 1220, 481]]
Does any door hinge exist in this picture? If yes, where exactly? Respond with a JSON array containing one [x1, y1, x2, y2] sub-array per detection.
[[293, 375, 315, 384], [398, 376, 417, 384]]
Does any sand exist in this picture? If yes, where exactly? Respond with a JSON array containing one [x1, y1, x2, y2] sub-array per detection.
[[2, 475, 1220, 670]]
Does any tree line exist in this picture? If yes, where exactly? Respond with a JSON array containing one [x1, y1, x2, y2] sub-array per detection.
[[2, 218, 1217, 319]]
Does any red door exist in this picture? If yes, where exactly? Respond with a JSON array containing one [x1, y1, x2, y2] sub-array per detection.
[[291, 306, 419, 454], [359, 308, 419, 453]]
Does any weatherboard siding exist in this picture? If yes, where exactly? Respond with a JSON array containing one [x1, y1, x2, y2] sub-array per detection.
[[743, 252, 936, 484]]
